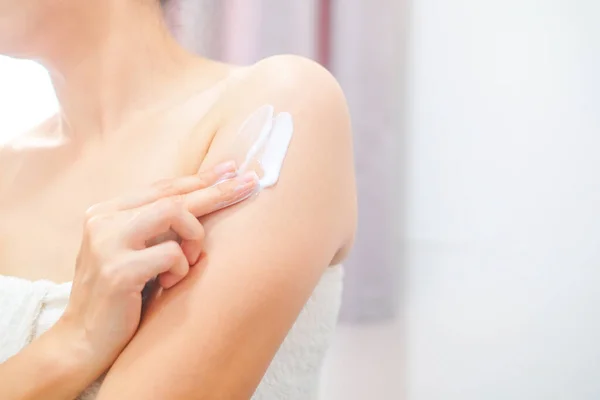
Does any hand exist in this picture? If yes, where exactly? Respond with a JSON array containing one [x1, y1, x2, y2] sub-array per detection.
[[59, 161, 258, 371]]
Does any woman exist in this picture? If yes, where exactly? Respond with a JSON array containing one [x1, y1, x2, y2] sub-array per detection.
[[0, 0, 356, 399]]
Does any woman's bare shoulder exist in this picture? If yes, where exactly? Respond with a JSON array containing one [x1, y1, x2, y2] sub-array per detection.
[[210, 54, 354, 163], [181, 55, 349, 161], [202, 54, 357, 258], [220, 55, 349, 119]]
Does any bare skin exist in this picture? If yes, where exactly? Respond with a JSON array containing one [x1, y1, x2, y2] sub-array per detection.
[[0, 62, 235, 282], [0, 0, 356, 398]]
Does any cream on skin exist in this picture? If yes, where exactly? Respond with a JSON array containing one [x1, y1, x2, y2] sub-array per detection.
[[238, 105, 294, 190], [237, 104, 294, 190]]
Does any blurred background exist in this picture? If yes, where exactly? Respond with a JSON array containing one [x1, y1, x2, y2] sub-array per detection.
[[1, 0, 600, 399]]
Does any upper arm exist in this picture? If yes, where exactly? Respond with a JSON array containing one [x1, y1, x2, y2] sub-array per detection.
[[96, 55, 357, 400]]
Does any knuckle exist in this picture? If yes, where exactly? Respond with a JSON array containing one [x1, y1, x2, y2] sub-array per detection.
[[84, 202, 106, 220], [162, 241, 182, 262], [195, 176, 209, 188], [82, 214, 116, 256], [83, 214, 105, 235]]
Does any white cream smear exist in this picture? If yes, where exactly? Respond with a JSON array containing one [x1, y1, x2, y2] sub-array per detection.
[[232, 104, 294, 191]]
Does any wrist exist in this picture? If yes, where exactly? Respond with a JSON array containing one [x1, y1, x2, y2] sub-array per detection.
[[0, 319, 103, 400], [43, 318, 104, 390]]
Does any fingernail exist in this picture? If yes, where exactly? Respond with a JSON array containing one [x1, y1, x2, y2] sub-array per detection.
[[237, 171, 259, 184], [213, 160, 236, 176], [219, 172, 237, 181], [235, 172, 259, 192]]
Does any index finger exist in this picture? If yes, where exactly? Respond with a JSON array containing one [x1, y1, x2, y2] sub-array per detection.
[[184, 171, 259, 217], [87, 160, 237, 215]]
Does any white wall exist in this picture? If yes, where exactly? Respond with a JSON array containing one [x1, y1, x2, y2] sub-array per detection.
[[0, 56, 57, 142], [406, 1, 600, 399]]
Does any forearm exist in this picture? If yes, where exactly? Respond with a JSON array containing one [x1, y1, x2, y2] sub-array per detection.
[[0, 320, 100, 400]]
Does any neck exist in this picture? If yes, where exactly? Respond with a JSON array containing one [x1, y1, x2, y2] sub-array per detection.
[[36, 2, 199, 141]]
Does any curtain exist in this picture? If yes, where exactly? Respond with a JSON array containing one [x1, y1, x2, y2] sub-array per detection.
[[168, 0, 401, 324]]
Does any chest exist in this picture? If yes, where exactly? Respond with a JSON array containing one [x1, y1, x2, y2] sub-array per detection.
[[0, 111, 216, 282]]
